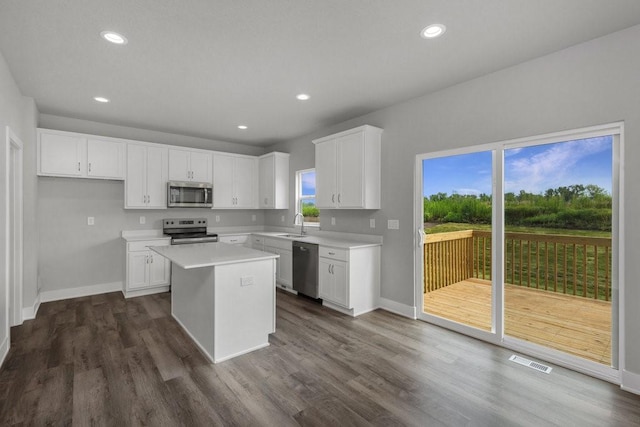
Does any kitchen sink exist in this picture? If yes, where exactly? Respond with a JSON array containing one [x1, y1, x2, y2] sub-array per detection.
[[279, 234, 308, 238]]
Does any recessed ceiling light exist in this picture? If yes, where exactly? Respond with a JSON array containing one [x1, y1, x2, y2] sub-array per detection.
[[93, 96, 110, 103], [238, 125, 248, 130], [296, 93, 310, 101], [100, 31, 128, 45], [420, 24, 446, 39]]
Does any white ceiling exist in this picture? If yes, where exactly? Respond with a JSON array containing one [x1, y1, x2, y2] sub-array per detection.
[[2, 1, 640, 146]]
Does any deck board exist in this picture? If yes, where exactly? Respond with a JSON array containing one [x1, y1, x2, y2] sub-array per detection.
[[423, 279, 612, 365]]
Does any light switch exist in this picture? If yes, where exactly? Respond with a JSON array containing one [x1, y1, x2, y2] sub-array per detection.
[[281, 215, 285, 222], [87, 217, 95, 226], [388, 219, 399, 230], [215, 215, 221, 222]]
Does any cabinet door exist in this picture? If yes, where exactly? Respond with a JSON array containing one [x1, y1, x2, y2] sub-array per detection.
[[315, 140, 337, 208], [190, 151, 212, 183], [125, 144, 147, 208], [318, 258, 333, 301], [149, 252, 170, 286], [278, 249, 293, 287], [213, 153, 235, 207], [331, 260, 349, 307], [87, 139, 124, 179], [128, 251, 149, 289], [234, 156, 257, 208], [146, 146, 168, 208], [39, 133, 85, 177], [168, 149, 190, 181], [337, 132, 365, 208], [259, 155, 274, 208]]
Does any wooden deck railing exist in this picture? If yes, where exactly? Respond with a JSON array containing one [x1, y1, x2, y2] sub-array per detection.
[[424, 230, 612, 301]]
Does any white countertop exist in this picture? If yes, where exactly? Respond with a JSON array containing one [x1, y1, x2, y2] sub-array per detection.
[[150, 242, 279, 269], [249, 232, 381, 249]]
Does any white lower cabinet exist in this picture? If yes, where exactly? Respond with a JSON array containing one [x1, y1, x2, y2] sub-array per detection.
[[319, 245, 380, 316], [263, 237, 293, 289], [125, 239, 171, 298], [319, 257, 348, 307]]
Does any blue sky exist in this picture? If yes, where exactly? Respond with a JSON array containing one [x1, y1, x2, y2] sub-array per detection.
[[301, 170, 316, 196], [423, 136, 612, 197]]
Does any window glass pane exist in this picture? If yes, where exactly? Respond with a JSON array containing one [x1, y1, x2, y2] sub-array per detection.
[[296, 169, 319, 224], [503, 136, 613, 366], [422, 151, 493, 332]]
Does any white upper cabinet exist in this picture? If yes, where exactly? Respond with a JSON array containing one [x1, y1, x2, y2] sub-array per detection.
[[313, 125, 382, 209], [87, 138, 125, 179], [168, 148, 212, 183], [38, 129, 124, 180], [125, 144, 168, 209], [259, 152, 290, 209], [212, 153, 258, 208]]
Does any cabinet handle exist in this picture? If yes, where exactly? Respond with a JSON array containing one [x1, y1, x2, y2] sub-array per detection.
[[330, 264, 334, 274], [328, 264, 332, 273], [338, 194, 341, 203], [78, 162, 81, 172], [146, 255, 149, 264], [148, 195, 150, 204], [332, 194, 335, 203], [264, 197, 268, 205], [88, 163, 91, 172], [150, 255, 154, 263]]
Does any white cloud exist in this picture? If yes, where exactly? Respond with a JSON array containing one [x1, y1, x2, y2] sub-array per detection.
[[505, 137, 610, 194]]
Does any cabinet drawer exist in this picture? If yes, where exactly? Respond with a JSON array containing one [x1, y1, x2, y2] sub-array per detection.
[[219, 235, 249, 245], [319, 246, 348, 261], [127, 239, 170, 252], [264, 237, 292, 250]]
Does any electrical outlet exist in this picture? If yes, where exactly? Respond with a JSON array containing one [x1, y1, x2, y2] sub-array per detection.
[[241, 276, 254, 286], [215, 215, 221, 222], [331, 217, 336, 225], [387, 219, 400, 230], [87, 216, 94, 226], [370, 218, 376, 228], [139, 216, 146, 225], [251, 214, 256, 222]]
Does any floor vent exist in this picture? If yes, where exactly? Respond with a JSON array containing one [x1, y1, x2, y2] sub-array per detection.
[[509, 355, 552, 374]]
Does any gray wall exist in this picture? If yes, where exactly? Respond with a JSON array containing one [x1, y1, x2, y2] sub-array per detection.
[[0, 51, 38, 328], [266, 25, 640, 374], [38, 177, 264, 292], [34, 116, 267, 293]]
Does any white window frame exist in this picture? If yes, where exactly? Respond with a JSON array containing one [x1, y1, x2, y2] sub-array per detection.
[[295, 168, 319, 227]]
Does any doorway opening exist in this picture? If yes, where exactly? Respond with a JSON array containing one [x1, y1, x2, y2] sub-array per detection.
[[6, 127, 23, 328]]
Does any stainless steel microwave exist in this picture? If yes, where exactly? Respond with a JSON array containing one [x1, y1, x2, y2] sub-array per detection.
[[167, 181, 213, 208]]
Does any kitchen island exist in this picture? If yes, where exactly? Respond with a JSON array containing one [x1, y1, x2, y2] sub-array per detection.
[[151, 242, 279, 363]]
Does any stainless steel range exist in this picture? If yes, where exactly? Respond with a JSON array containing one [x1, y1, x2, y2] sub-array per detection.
[[163, 218, 219, 245]]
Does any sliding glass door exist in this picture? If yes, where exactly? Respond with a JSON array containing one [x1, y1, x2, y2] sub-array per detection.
[[416, 124, 621, 376]]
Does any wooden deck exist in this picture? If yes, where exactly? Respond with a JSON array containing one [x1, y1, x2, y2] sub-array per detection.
[[423, 279, 612, 365]]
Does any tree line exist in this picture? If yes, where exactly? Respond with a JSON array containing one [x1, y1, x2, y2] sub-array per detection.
[[424, 184, 611, 231]]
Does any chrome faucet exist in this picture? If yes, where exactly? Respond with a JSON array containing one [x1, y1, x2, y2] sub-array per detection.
[[294, 213, 305, 235]]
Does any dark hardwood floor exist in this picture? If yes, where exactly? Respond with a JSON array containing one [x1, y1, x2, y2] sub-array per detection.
[[1, 289, 639, 426]]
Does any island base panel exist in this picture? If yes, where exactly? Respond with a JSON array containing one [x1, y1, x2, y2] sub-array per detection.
[[171, 259, 276, 363]]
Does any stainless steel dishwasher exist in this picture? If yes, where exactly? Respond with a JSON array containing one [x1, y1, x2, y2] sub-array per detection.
[[292, 241, 319, 298]]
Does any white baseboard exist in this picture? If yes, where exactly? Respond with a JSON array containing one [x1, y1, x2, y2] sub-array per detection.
[[40, 281, 123, 304], [122, 285, 170, 299], [378, 297, 417, 319], [0, 335, 9, 369], [621, 369, 640, 395], [22, 294, 42, 321]]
